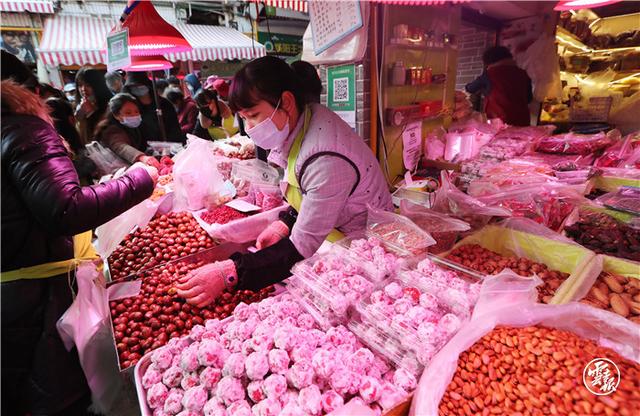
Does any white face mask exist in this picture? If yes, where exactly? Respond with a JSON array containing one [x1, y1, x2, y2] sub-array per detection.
[[121, 115, 142, 128], [246, 101, 289, 150]]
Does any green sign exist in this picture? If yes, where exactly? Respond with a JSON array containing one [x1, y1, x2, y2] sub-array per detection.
[[257, 32, 303, 57], [265, 5, 277, 17], [327, 64, 356, 128], [107, 28, 130, 72]]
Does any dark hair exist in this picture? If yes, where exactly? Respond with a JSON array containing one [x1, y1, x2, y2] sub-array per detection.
[[482, 46, 513, 66], [229, 56, 305, 113], [105, 71, 123, 88], [168, 76, 180, 86], [165, 88, 185, 105], [39, 83, 65, 100], [46, 97, 82, 152], [75, 67, 113, 110], [1, 50, 38, 91], [193, 89, 218, 108], [155, 79, 169, 95], [291, 60, 322, 104], [108, 93, 139, 117]]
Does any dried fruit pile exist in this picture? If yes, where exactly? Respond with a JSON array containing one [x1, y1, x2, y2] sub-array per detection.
[[564, 209, 640, 261], [446, 244, 570, 303], [111, 260, 274, 369], [439, 326, 640, 416], [108, 212, 216, 280], [581, 272, 640, 324], [200, 206, 248, 225]]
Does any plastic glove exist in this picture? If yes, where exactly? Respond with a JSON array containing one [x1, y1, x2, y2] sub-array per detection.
[[256, 220, 289, 250], [176, 260, 237, 307]]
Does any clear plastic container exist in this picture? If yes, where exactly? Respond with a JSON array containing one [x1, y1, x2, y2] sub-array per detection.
[[286, 275, 346, 330], [334, 232, 407, 281]]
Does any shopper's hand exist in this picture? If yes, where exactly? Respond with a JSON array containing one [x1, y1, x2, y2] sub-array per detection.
[[176, 260, 237, 307], [256, 220, 289, 250], [138, 155, 161, 170], [130, 161, 159, 185], [77, 98, 95, 117]]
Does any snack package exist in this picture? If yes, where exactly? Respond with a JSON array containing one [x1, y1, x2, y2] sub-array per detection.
[[534, 130, 620, 155], [399, 200, 471, 253], [410, 271, 640, 416], [366, 205, 436, 255]]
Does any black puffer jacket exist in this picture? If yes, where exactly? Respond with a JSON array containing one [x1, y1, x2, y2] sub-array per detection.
[[1, 111, 154, 272]]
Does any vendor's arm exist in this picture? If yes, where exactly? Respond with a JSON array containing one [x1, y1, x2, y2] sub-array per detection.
[[232, 156, 358, 291], [465, 71, 490, 95]]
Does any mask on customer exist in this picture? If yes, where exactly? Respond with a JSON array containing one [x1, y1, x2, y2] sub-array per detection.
[[130, 85, 149, 97], [121, 115, 142, 128], [246, 100, 289, 149], [199, 106, 222, 127], [66, 94, 75, 102]]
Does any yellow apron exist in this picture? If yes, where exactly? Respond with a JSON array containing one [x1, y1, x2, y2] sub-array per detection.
[[1, 231, 98, 283], [285, 106, 344, 243], [207, 115, 239, 141]]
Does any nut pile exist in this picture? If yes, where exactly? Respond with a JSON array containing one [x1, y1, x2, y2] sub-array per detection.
[[111, 260, 273, 369], [439, 326, 640, 416], [446, 245, 570, 303], [564, 209, 640, 262], [581, 272, 640, 324], [108, 212, 216, 280]]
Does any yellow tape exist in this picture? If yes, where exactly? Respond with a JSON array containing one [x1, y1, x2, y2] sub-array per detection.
[[1, 231, 98, 283], [601, 255, 640, 279], [592, 176, 640, 193]]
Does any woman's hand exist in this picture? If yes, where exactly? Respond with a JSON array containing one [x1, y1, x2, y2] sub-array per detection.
[[76, 98, 96, 118], [176, 260, 237, 308], [130, 161, 158, 186], [256, 220, 289, 250]]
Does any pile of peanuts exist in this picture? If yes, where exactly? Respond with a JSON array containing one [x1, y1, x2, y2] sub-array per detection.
[[446, 245, 570, 303], [439, 326, 640, 416], [581, 273, 640, 324]]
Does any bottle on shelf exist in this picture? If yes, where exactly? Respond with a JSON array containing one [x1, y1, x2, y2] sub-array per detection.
[[390, 61, 407, 86]]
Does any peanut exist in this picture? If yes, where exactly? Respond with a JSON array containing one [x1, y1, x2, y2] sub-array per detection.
[[438, 326, 640, 415], [603, 275, 624, 294], [581, 273, 640, 321]]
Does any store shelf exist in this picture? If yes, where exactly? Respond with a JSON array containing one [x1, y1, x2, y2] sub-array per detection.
[[386, 43, 451, 53], [556, 26, 640, 54]]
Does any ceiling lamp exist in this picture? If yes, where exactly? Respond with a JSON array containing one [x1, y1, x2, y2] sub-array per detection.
[[125, 55, 173, 72], [120, 0, 191, 56], [554, 0, 622, 11]]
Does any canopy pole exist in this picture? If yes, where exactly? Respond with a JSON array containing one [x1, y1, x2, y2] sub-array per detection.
[[150, 71, 167, 141]]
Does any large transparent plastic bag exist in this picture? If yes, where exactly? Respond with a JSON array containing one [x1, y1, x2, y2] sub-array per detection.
[[399, 200, 470, 253], [85, 141, 129, 176], [535, 130, 621, 155], [366, 205, 436, 255], [410, 270, 640, 415]]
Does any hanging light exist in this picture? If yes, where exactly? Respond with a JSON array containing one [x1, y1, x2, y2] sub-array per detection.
[[554, 0, 622, 11], [125, 55, 173, 72], [119, 0, 191, 56]]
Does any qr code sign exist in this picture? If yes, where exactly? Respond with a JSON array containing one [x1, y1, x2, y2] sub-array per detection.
[[112, 39, 124, 55], [333, 77, 349, 102]]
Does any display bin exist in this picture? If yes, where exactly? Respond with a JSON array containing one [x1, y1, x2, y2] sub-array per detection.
[[441, 224, 600, 304]]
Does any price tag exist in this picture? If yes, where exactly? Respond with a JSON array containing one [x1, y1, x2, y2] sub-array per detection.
[[403, 121, 422, 172], [225, 199, 261, 213]]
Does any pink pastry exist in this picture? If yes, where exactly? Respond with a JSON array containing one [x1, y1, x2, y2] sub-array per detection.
[[280, 402, 304, 416], [247, 380, 265, 403], [438, 313, 461, 335], [393, 368, 417, 392], [311, 349, 335, 379], [329, 367, 352, 396], [162, 366, 183, 388], [273, 327, 296, 351], [245, 351, 269, 381], [252, 398, 282, 416], [197, 340, 225, 368], [298, 385, 322, 415], [180, 346, 200, 373], [359, 376, 382, 403], [417, 343, 437, 366], [147, 382, 169, 409], [262, 374, 287, 399], [143, 366, 163, 389], [347, 348, 375, 373], [223, 353, 245, 378], [175, 411, 199, 416], [180, 372, 199, 391], [202, 398, 226, 416], [370, 290, 390, 305], [241, 339, 255, 357], [267, 348, 290, 374], [233, 302, 254, 321], [151, 348, 174, 371], [297, 313, 316, 329], [182, 385, 208, 412], [152, 409, 170, 416], [321, 390, 344, 414], [378, 382, 407, 410], [348, 371, 363, 395], [215, 376, 244, 406], [199, 367, 222, 391], [227, 400, 252, 416], [416, 321, 438, 342], [384, 282, 403, 299], [419, 293, 439, 310], [289, 345, 313, 363], [279, 389, 299, 407], [393, 298, 412, 315], [190, 325, 206, 342], [163, 388, 184, 414], [286, 360, 313, 389]]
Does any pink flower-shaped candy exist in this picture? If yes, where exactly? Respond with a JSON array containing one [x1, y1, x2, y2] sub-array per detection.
[[384, 282, 403, 299], [199, 367, 222, 391], [393, 368, 417, 392], [329, 367, 352, 396], [286, 360, 313, 389], [290, 345, 313, 363], [438, 313, 461, 335], [321, 390, 344, 414], [262, 374, 287, 399], [162, 366, 183, 388], [311, 349, 335, 379], [245, 351, 269, 381], [280, 402, 304, 416], [252, 398, 282, 416], [359, 376, 382, 403], [378, 382, 407, 410], [180, 372, 199, 391], [163, 388, 184, 414], [223, 353, 245, 378], [227, 400, 252, 416], [347, 348, 375, 373], [202, 398, 226, 416], [298, 385, 322, 415], [297, 313, 316, 329], [267, 348, 289, 374], [215, 376, 244, 406], [143, 366, 163, 389], [247, 380, 265, 403], [152, 348, 174, 371], [180, 346, 199, 373], [147, 382, 169, 409], [182, 385, 208, 412], [197, 340, 225, 368]]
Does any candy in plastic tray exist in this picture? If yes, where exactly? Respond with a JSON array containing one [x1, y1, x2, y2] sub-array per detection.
[[286, 276, 345, 330], [334, 233, 407, 281]]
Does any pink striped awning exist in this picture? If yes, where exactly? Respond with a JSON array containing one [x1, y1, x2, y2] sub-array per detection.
[[250, 0, 468, 11], [368, 0, 469, 4], [37, 15, 266, 66], [0, 0, 53, 13], [261, 0, 308, 13]]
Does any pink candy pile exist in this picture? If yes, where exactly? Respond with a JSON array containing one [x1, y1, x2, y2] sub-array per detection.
[[345, 237, 401, 281], [141, 294, 410, 416]]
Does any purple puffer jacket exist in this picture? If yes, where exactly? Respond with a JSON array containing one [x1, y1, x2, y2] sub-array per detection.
[[1, 112, 154, 272]]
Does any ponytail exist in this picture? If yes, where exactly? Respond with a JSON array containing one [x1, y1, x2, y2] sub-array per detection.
[[291, 60, 322, 104]]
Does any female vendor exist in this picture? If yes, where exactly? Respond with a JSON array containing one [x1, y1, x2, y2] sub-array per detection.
[[177, 56, 392, 307]]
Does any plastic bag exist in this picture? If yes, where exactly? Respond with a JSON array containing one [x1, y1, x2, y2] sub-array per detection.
[[535, 130, 620, 155], [399, 200, 470, 253], [424, 126, 446, 160], [410, 270, 640, 416], [366, 205, 436, 255], [596, 186, 640, 216], [172, 137, 225, 211], [85, 141, 129, 176], [444, 129, 492, 162], [516, 35, 563, 102], [251, 183, 283, 211], [609, 91, 640, 135], [57, 261, 123, 413], [193, 203, 289, 244], [432, 172, 511, 230]]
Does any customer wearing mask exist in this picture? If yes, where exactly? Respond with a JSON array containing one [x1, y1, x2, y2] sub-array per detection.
[[63, 82, 77, 104], [1, 74, 157, 415], [105, 70, 124, 95], [165, 88, 198, 136], [124, 71, 184, 143], [184, 73, 202, 97], [96, 93, 160, 168], [192, 89, 238, 141], [75, 67, 112, 145], [177, 56, 392, 307]]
